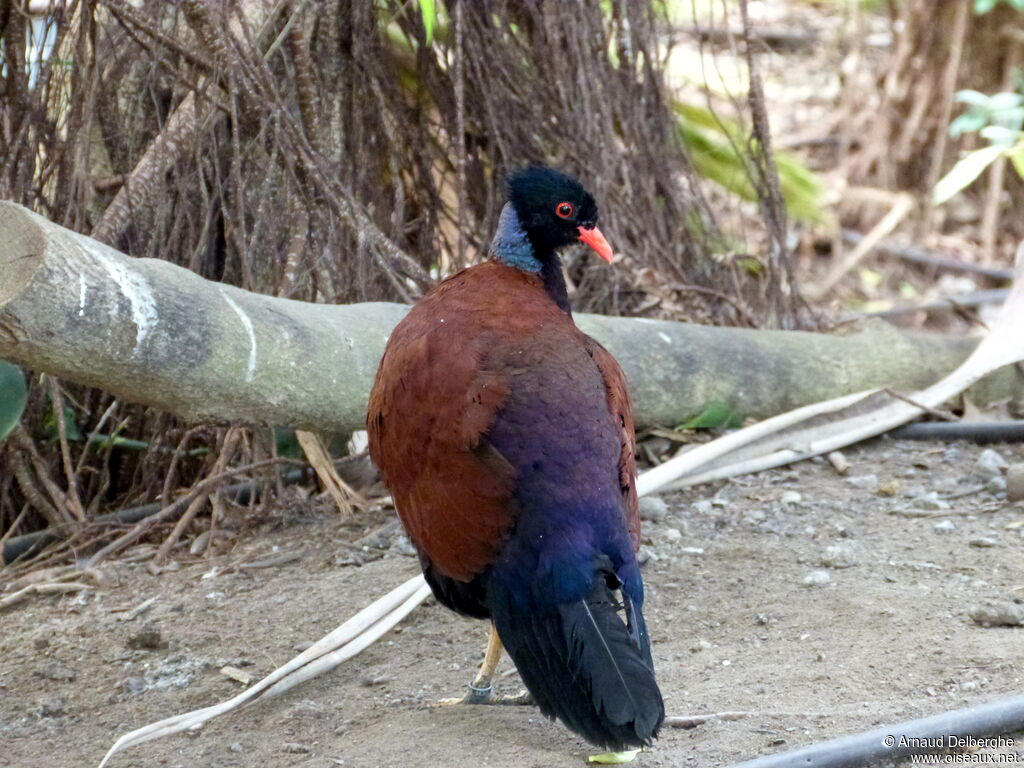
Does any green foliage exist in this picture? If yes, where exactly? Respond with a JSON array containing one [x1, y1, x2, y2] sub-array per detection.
[[948, 90, 1024, 137], [417, 0, 437, 44], [87, 434, 149, 451], [43, 399, 82, 442], [934, 90, 1024, 205], [673, 100, 825, 224], [974, 0, 1024, 14], [790, 0, 887, 9], [682, 401, 742, 430], [0, 360, 27, 444], [274, 427, 303, 459]]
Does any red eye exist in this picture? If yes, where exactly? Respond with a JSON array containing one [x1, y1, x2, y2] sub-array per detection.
[[555, 202, 574, 219]]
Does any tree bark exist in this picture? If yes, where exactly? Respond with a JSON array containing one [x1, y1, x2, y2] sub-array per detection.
[[1, 201, 1021, 435]]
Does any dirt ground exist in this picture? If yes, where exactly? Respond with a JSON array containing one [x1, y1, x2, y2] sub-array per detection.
[[3, 438, 1024, 768]]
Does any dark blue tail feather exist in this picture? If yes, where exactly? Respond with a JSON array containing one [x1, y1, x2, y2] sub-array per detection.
[[488, 571, 664, 750]]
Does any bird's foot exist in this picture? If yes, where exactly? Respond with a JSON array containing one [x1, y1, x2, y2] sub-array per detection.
[[491, 689, 533, 706], [437, 683, 533, 706], [438, 681, 495, 706]]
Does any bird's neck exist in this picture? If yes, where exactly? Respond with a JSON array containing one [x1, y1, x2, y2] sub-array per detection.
[[490, 203, 571, 314]]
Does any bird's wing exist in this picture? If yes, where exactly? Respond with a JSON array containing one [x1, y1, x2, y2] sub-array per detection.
[[584, 337, 640, 551], [367, 321, 517, 582]]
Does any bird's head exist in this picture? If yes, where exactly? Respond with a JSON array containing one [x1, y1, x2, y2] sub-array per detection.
[[491, 166, 613, 272]]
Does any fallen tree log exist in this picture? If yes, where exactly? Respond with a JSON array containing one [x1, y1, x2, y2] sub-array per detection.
[[1, 201, 1021, 433]]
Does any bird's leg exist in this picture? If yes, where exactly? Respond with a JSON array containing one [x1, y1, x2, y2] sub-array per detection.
[[438, 623, 533, 706]]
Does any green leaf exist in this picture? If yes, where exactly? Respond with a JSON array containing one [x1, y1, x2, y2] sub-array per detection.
[[980, 125, 1023, 146], [976, 0, 1024, 11], [43, 400, 82, 442], [672, 100, 825, 224], [949, 111, 988, 138], [737, 255, 765, 276], [87, 433, 150, 451], [987, 92, 1024, 112], [682, 401, 742, 430], [274, 427, 303, 459], [933, 145, 1006, 205], [955, 89, 994, 108], [994, 107, 1024, 131], [0, 360, 27, 444], [417, 0, 436, 44], [1010, 144, 1024, 181]]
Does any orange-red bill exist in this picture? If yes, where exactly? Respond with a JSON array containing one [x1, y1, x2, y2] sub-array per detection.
[[577, 225, 614, 262]]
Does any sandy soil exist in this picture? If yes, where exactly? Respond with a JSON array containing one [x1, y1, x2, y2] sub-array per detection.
[[3, 438, 1024, 768]]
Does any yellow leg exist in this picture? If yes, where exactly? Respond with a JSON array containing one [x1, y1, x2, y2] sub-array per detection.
[[438, 624, 533, 706], [470, 623, 505, 693]]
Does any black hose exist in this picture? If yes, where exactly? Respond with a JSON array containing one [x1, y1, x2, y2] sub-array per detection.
[[728, 692, 1024, 768], [841, 229, 1014, 281], [889, 421, 1024, 443], [2, 468, 310, 565]]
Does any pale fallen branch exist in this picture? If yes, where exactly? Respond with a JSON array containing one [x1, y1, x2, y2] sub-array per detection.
[[295, 430, 366, 517], [0, 581, 93, 612], [640, 242, 1024, 494], [97, 575, 431, 767], [97, 247, 1024, 766], [807, 192, 914, 302]]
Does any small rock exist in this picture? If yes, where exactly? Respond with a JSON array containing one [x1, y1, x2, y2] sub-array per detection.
[[846, 474, 879, 492], [219, 665, 253, 685], [229, 742, 244, 753], [911, 492, 949, 511], [943, 445, 965, 463], [680, 547, 704, 556], [1006, 464, 1024, 502], [780, 491, 802, 505], [639, 496, 669, 522], [122, 676, 146, 695], [985, 476, 1007, 495], [902, 485, 928, 499], [969, 536, 998, 548], [283, 742, 312, 754], [34, 697, 68, 718], [643, 437, 672, 458], [802, 570, 831, 588], [691, 499, 714, 515], [933, 520, 956, 534], [877, 479, 901, 497], [126, 627, 165, 651], [973, 449, 1008, 480], [690, 638, 713, 653], [662, 528, 683, 543], [826, 451, 850, 475], [743, 509, 767, 526], [389, 534, 417, 557], [33, 661, 76, 683], [820, 543, 859, 569], [970, 600, 1024, 627]]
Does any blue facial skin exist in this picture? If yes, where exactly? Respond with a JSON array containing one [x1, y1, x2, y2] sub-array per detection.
[[491, 204, 542, 273]]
